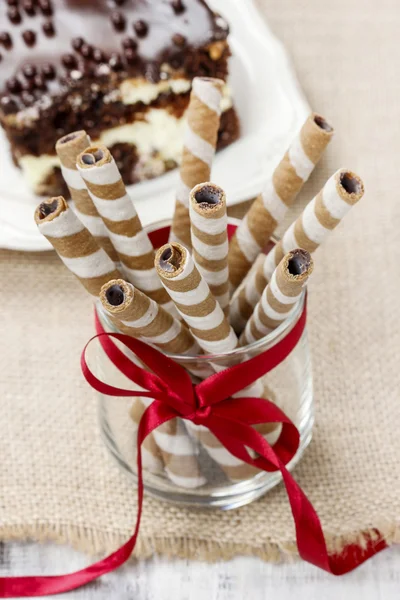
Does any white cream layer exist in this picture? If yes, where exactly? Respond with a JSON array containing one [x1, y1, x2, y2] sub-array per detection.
[[118, 77, 192, 105]]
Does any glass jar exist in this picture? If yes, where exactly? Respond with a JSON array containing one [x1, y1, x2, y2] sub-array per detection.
[[95, 219, 314, 510]]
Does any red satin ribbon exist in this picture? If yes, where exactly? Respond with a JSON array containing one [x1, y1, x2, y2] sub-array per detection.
[[0, 300, 387, 598]]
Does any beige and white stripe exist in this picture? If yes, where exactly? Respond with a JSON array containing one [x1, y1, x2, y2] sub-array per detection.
[[231, 169, 364, 332], [240, 249, 313, 346], [170, 77, 224, 248], [227, 113, 334, 290], [55, 131, 118, 262], [34, 196, 122, 297], [189, 182, 229, 314], [129, 399, 164, 475], [155, 243, 237, 354], [100, 279, 206, 489], [76, 144, 175, 313]]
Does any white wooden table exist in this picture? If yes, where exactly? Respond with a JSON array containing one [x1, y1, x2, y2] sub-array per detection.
[[1, 542, 399, 599]]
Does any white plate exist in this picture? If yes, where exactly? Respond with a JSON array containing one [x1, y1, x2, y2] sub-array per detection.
[[0, 0, 309, 251]]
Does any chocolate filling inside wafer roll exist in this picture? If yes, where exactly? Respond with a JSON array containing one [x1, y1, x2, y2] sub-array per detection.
[[193, 183, 223, 208], [37, 198, 60, 219], [313, 114, 333, 132], [340, 172, 362, 195], [81, 148, 105, 165], [159, 245, 183, 273], [101, 279, 133, 312], [288, 249, 311, 276], [105, 284, 125, 307]]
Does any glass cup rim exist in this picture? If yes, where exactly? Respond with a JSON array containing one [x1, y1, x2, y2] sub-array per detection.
[[97, 217, 307, 364]]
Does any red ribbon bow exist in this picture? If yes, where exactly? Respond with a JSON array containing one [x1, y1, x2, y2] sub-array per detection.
[[0, 300, 388, 597]]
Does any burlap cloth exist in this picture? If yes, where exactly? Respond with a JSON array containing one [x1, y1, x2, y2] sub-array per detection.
[[1, 0, 399, 563]]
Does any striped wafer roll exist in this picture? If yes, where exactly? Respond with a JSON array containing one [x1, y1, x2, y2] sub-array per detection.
[[76, 144, 174, 313], [129, 399, 164, 475], [228, 113, 334, 290], [155, 242, 237, 354], [99, 279, 199, 356], [240, 249, 313, 346], [34, 196, 122, 296], [170, 77, 224, 248], [189, 182, 229, 314], [55, 131, 118, 262], [155, 244, 279, 480], [100, 279, 206, 489], [231, 169, 364, 332]]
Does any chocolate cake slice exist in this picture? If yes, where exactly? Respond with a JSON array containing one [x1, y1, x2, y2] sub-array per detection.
[[0, 0, 239, 197]]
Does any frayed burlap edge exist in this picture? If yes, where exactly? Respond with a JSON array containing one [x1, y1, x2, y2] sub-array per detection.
[[0, 521, 399, 563]]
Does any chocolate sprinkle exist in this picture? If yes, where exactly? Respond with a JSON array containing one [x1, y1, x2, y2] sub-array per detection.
[[6, 77, 21, 94], [72, 36, 84, 52], [39, 0, 53, 17], [109, 52, 124, 71], [171, 0, 185, 14], [80, 43, 93, 59], [22, 64, 37, 79], [133, 20, 148, 37], [172, 33, 186, 47], [23, 0, 36, 17], [22, 30, 37, 47], [122, 36, 137, 50], [42, 20, 56, 37], [7, 6, 21, 24], [62, 53, 78, 70], [0, 32, 12, 50], [111, 11, 126, 32], [42, 63, 56, 80]]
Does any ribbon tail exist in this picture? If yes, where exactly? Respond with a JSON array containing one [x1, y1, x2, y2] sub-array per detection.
[[278, 457, 388, 574], [207, 416, 388, 575]]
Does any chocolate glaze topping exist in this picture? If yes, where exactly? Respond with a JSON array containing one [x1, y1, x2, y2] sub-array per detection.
[[0, 0, 229, 116]]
